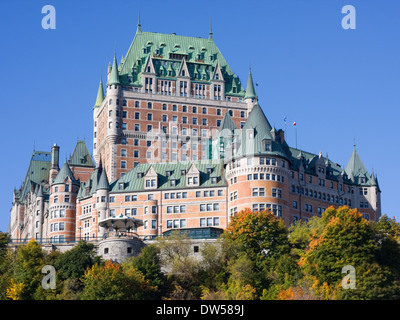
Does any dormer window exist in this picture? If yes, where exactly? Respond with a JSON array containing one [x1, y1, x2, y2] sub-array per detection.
[[206, 168, 212, 174], [118, 183, 124, 190], [170, 179, 176, 187], [145, 179, 157, 189], [247, 129, 254, 139], [166, 170, 172, 177]]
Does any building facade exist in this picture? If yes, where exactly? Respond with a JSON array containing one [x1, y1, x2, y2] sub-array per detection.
[[9, 23, 381, 251]]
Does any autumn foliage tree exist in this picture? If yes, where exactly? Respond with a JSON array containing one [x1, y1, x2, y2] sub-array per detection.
[[80, 260, 156, 300], [298, 206, 400, 299]]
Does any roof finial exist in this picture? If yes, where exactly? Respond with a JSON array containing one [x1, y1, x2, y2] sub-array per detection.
[[137, 7, 142, 33], [353, 137, 356, 149], [209, 15, 213, 40]]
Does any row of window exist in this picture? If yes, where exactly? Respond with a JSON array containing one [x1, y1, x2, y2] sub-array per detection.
[[108, 100, 246, 117], [291, 185, 352, 206], [50, 222, 65, 232], [200, 203, 220, 211], [291, 171, 356, 193], [246, 173, 285, 182], [165, 217, 220, 229], [252, 203, 283, 217], [53, 195, 70, 203], [50, 209, 66, 219]]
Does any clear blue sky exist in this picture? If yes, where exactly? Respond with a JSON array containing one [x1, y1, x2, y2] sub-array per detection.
[[0, 0, 399, 232]]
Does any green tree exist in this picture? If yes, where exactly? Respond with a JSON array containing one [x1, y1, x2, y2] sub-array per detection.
[[54, 240, 101, 282], [80, 260, 156, 300], [154, 232, 201, 299], [13, 239, 47, 299], [0, 232, 13, 300], [124, 244, 166, 299], [221, 209, 296, 297]]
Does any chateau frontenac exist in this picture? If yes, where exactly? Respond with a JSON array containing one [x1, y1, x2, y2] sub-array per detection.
[[8, 21, 381, 261]]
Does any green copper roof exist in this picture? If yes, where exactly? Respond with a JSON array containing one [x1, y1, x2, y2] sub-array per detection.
[[116, 30, 245, 96], [16, 151, 51, 203], [237, 103, 289, 158], [109, 160, 225, 192], [53, 161, 79, 185], [219, 111, 237, 132], [97, 168, 110, 191], [69, 140, 95, 168], [244, 67, 257, 100], [345, 147, 369, 181], [107, 54, 120, 86], [94, 77, 104, 108]]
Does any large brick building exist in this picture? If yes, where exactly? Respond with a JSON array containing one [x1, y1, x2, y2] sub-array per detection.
[[8, 22, 381, 258]]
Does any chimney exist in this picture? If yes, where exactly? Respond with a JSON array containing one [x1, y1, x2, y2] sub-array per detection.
[[51, 144, 60, 170], [50, 144, 60, 181]]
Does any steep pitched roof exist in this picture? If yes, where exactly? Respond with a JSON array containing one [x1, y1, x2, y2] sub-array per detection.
[[219, 111, 237, 132], [345, 147, 369, 180], [96, 168, 110, 191], [69, 140, 95, 168], [107, 53, 120, 86], [16, 151, 51, 203], [94, 76, 104, 108], [244, 67, 257, 100], [237, 102, 288, 158], [116, 30, 245, 96], [53, 160, 79, 185]]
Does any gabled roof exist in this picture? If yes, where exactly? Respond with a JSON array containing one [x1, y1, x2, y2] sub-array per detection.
[[69, 140, 95, 168], [53, 161, 79, 185]]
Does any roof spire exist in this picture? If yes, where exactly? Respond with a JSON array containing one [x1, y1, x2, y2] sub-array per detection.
[[107, 51, 120, 86], [209, 15, 213, 40], [137, 7, 142, 33], [244, 65, 257, 100], [94, 73, 104, 108]]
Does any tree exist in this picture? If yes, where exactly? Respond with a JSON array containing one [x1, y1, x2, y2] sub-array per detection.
[[80, 260, 156, 300], [222, 209, 294, 296], [0, 232, 13, 300], [54, 240, 101, 282], [224, 208, 290, 261], [124, 244, 167, 299], [299, 206, 400, 299], [12, 239, 47, 299], [154, 232, 201, 299]]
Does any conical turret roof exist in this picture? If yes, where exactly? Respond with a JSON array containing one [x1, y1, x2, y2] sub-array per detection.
[[107, 53, 120, 86], [53, 160, 79, 185], [345, 147, 369, 179], [244, 67, 257, 100], [94, 76, 104, 108], [96, 168, 110, 191]]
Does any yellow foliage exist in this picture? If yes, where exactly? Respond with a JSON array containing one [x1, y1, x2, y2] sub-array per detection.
[[6, 278, 25, 300]]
